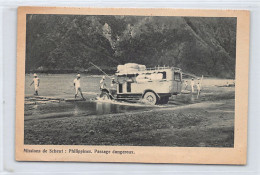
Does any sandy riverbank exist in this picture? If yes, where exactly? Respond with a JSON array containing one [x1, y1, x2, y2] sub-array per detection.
[[24, 98, 234, 147]]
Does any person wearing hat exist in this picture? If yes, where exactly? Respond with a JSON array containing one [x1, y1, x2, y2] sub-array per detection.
[[110, 77, 117, 97], [190, 78, 195, 93], [73, 74, 85, 100], [100, 76, 106, 90], [30, 73, 40, 95], [184, 80, 188, 90], [196, 81, 201, 98]]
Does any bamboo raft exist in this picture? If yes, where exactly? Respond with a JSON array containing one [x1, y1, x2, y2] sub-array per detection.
[[25, 95, 86, 105]]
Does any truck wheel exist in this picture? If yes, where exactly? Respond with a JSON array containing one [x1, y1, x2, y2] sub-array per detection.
[[143, 92, 157, 105]]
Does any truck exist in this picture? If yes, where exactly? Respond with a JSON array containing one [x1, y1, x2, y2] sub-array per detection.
[[100, 63, 182, 105]]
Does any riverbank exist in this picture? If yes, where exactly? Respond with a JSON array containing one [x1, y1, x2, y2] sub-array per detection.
[[24, 98, 234, 147]]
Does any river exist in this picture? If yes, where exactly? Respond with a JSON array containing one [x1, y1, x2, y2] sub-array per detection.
[[25, 74, 234, 117]]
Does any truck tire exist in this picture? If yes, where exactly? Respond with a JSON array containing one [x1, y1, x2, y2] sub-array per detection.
[[143, 92, 158, 105]]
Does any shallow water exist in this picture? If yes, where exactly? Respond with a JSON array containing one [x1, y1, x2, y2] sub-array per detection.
[[24, 100, 150, 119], [25, 74, 109, 98], [25, 74, 234, 117], [25, 74, 234, 97]]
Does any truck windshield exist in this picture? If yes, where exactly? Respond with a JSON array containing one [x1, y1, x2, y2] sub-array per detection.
[[174, 72, 181, 81]]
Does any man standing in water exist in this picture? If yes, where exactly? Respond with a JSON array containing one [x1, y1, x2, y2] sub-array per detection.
[[73, 74, 85, 100], [196, 81, 201, 98], [184, 80, 188, 90], [30, 73, 40, 95], [190, 78, 195, 93], [110, 77, 117, 97], [100, 76, 106, 90]]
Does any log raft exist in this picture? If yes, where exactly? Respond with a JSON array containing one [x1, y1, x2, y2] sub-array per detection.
[[24, 95, 86, 105]]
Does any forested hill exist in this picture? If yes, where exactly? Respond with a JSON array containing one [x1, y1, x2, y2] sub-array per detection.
[[26, 15, 236, 78]]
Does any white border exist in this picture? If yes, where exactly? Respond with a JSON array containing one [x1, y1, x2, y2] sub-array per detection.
[[0, 6, 4, 175]]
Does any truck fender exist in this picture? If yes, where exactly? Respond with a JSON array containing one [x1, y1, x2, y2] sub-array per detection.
[[142, 89, 160, 99]]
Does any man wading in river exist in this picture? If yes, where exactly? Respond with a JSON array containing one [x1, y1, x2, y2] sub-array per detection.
[[100, 76, 106, 90], [190, 78, 195, 93], [30, 73, 40, 95], [196, 79, 201, 99], [110, 77, 117, 97], [73, 74, 85, 100]]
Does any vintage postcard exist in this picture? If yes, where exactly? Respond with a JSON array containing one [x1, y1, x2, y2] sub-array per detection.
[[16, 7, 250, 164]]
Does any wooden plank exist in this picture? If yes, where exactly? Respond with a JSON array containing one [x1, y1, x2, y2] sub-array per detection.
[[36, 101, 48, 104], [36, 99, 49, 101], [49, 100, 60, 103], [45, 96, 64, 100], [25, 102, 36, 105], [65, 98, 86, 102], [25, 99, 36, 102], [25, 95, 36, 98], [26, 95, 66, 102], [32, 96, 47, 99], [33, 96, 64, 100]]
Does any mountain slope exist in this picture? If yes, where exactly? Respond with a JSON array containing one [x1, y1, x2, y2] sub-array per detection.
[[26, 15, 236, 78]]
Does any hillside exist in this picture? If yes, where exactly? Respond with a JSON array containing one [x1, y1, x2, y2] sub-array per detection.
[[26, 15, 236, 78]]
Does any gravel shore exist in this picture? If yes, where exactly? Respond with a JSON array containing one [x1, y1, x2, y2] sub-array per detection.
[[24, 98, 234, 147]]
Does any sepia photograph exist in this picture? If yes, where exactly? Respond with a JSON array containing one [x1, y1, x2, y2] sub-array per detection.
[[16, 7, 249, 164], [24, 14, 236, 147]]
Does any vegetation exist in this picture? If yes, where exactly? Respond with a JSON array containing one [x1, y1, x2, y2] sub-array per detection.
[[26, 15, 236, 78]]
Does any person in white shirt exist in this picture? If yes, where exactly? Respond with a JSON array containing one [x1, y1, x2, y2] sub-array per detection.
[[73, 74, 85, 100], [100, 76, 106, 90], [196, 81, 201, 98], [190, 78, 195, 93], [30, 73, 40, 95], [110, 77, 117, 97], [184, 80, 188, 90]]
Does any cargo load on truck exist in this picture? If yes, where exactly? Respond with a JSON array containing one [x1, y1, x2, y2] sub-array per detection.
[[117, 63, 146, 74]]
